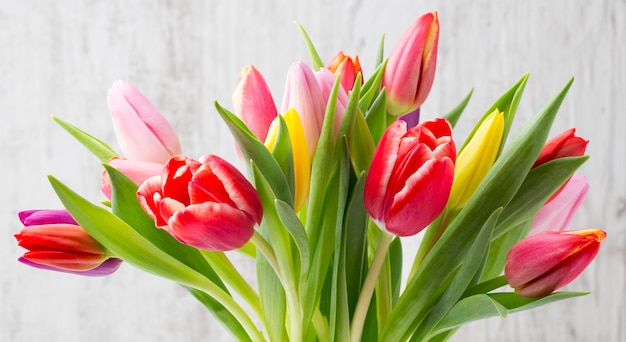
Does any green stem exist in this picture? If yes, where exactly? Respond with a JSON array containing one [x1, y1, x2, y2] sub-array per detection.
[[350, 232, 393, 342], [375, 251, 392, 332], [250, 231, 281, 278], [200, 251, 262, 319], [195, 277, 266, 342]]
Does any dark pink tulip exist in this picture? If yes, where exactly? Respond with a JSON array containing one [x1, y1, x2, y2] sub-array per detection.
[[137, 155, 262, 251], [364, 118, 456, 236], [505, 229, 606, 297], [232, 65, 278, 142], [383, 12, 439, 116], [15, 210, 121, 276], [108, 80, 182, 163]]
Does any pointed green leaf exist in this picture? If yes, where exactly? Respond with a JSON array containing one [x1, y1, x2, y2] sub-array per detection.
[[270, 115, 296, 202], [431, 294, 508, 336], [53, 116, 117, 162], [275, 199, 310, 285], [359, 60, 387, 113], [365, 89, 388, 144], [443, 88, 473, 128], [344, 173, 369, 316], [375, 34, 386, 67], [295, 21, 324, 70]]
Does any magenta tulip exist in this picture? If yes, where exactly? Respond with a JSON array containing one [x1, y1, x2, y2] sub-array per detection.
[[108, 80, 182, 163], [137, 155, 262, 251], [530, 174, 589, 235], [232, 65, 278, 142], [15, 210, 122, 276], [364, 118, 456, 236], [383, 12, 439, 116], [505, 229, 606, 297], [281, 61, 326, 157]]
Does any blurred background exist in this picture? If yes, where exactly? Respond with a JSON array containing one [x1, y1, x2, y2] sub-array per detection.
[[1, 0, 624, 341]]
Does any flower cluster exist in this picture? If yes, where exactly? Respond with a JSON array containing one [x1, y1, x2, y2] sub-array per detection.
[[15, 11, 605, 342]]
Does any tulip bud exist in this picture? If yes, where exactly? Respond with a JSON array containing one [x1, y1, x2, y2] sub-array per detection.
[[364, 118, 456, 236], [101, 157, 164, 199], [265, 109, 311, 212], [505, 229, 606, 297], [534, 128, 589, 202], [530, 174, 589, 235], [15, 210, 122, 276], [232, 65, 278, 142], [281, 61, 326, 157], [325, 51, 363, 92], [137, 155, 262, 251], [447, 109, 504, 209], [108, 80, 182, 163], [383, 12, 439, 116], [314, 68, 348, 136]]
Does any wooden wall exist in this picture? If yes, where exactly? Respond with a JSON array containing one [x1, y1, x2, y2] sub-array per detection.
[[1, 0, 623, 341]]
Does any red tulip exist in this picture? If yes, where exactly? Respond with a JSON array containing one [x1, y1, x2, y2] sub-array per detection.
[[505, 229, 606, 297], [325, 50, 362, 92], [107, 80, 181, 163], [364, 118, 456, 236], [15, 210, 122, 276], [232, 65, 278, 142], [137, 155, 262, 251], [383, 12, 439, 116], [534, 128, 589, 203]]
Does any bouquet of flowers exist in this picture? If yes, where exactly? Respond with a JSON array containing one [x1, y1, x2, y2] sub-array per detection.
[[15, 11, 606, 341]]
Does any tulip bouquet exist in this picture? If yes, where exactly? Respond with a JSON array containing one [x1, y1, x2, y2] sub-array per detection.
[[15, 11, 606, 342]]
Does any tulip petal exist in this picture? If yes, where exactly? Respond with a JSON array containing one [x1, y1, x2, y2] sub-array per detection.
[[15, 224, 105, 254], [137, 175, 167, 226], [18, 256, 122, 276], [19, 209, 77, 226], [22, 250, 107, 272], [168, 202, 256, 251], [530, 174, 589, 235], [232, 65, 278, 142]]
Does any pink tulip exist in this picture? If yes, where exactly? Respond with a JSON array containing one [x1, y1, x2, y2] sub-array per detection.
[[101, 157, 164, 199], [15, 210, 122, 276], [530, 175, 589, 235], [383, 12, 439, 116], [108, 80, 182, 163], [137, 155, 262, 251], [232, 65, 278, 142], [505, 228, 606, 297], [314, 68, 348, 135], [533, 128, 589, 203], [325, 51, 363, 92], [364, 118, 456, 236], [281, 61, 326, 157]]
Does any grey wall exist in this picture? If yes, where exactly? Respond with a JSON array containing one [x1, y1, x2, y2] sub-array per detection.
[[1, 0, 624, 341]]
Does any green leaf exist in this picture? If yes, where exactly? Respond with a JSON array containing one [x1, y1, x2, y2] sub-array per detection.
[[480, 221, 531, 281], [431, 294, 508, 336], [359, 60, 387, 113], [215, 102, 294, 207], [443, 88, 473, 128], [275, 199, 310, 286], [459, 74, 529, 154], [364, 89, 388, 144], [295, 21, 325, 70], [53, 116, 117, 162], [495, 156, 588, 238], [388, 237, 403, 304], [375, 34, 386, 67], [380, 78, 574, 341], [411, 209, 501, 341], [489, 291, 588, 312], [270, 115, 296, 204]]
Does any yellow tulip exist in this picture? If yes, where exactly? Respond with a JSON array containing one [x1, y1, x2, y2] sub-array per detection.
[[447, 109, 504, 209], [265, 108, 311, 212]]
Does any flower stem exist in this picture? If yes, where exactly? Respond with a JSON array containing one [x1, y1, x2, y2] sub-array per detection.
[[350, 231, 393, 342], [200, 250, 262, 319]]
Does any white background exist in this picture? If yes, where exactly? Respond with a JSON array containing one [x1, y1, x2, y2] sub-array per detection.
[[1, 0, 624, 341]]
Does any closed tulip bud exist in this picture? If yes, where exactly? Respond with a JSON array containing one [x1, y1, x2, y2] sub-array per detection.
[[314, 68, 348, 136], [534, 128, 589, 202], [325, 51, 363, 92], [383, 12, 439, 116], [137, 155, 262, 251], [15, 210, 122, 276], [108, 80, 181, 163], [265, 109, 311, 212], [530, 174, 589, 235], [364, 118, 456, 236], [447, 109, 504, 209], [232, 65, 278, 142], [101, 157, 164, 199], [505, 229, 606, 297], [281, 61, 326, 157]]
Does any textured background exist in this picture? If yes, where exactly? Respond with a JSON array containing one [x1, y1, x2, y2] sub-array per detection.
[[1, 0, 624, 341]]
